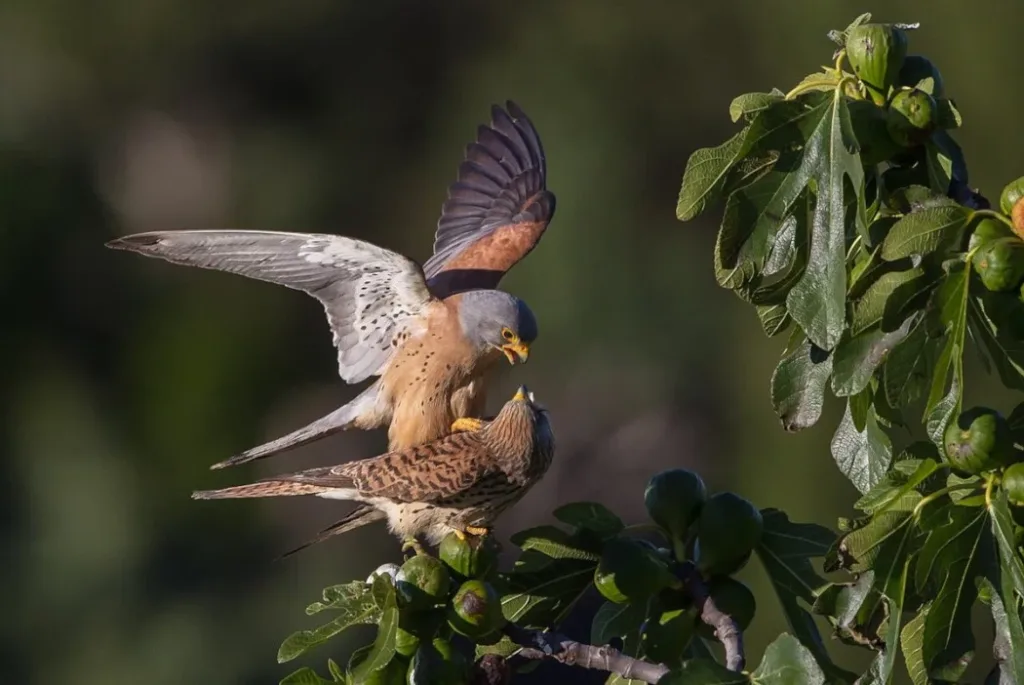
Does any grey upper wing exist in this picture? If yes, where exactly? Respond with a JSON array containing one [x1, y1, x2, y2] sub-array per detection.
[[107, 230, 434, 383]]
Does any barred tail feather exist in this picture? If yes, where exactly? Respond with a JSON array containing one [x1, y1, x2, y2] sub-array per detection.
[[191, 481, 328, 500], [277, 505, 386, 560], [210, 383, 387, 470]]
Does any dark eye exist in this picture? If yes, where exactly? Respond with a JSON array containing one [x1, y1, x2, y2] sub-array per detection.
[[501, 327, 515, 341]]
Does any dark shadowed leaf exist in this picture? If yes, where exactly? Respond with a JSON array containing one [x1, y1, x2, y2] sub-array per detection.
[[591, 600, 649, 646], [751, 633, 826, 685], [880, 204, 970, 261], [659, 659, 749, 685], [755, 510, 854, 682], [553, 502, 624, 537], [924, 262, 969, 419], [831, 314, 917, 397], [916, 504, 989, 677], [969, 291, 1024, 391], [882, 320, 937, 408], [501, 558, 597, 627], [771, 340, 833, 431], [830, 403, 892, 495]]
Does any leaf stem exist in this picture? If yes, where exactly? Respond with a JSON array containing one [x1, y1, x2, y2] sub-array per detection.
[[912, 482, 984, 519], [985, 473, 997, 509], [969, 208, 1017, 232]]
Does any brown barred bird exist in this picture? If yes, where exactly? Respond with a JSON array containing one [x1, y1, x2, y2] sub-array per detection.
[[106, 101, 555, 470], [191, 386, 553, 554]]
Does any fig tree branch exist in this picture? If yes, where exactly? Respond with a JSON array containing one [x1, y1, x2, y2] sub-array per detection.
[[501, 623, 670, 684], [676, 560, 746, 672]]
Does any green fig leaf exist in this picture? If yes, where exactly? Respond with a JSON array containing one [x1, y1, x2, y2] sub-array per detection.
[[880, 204, 969, 261], [770, 340, 834, 431]]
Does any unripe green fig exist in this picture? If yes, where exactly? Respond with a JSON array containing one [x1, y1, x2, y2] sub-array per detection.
[[897, 55, 945, 97], [972, 238, 1024, 293], [693, 492, 763, 578], [438, 532, 500, 581], [846, 23, 908, 99], [968, 218, 1014, 254], [644, 468, 707, 544], [395, 609, 444, 658], [999, 177, 1024, 216], [696, 577, 757, 640], [1003, 463, 1024, 507], [886, 88, 937, 147], [396, 555, 451, 611], [593, 537, 677, 604], [943, 407, 1016, 475], [446, 580, 505, 640]]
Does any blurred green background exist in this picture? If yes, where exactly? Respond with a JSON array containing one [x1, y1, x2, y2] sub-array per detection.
[[4, 1, 1023, 683]]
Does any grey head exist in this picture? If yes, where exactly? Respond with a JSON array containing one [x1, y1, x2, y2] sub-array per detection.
[[456, 289, 538, 364]]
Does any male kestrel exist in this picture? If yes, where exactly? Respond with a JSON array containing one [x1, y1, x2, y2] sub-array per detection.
[[192, 386, 554, 553], [106, 101, 555, 469]]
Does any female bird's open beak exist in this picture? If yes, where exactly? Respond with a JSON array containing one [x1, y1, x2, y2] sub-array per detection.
[[500, 341, 530, 365]]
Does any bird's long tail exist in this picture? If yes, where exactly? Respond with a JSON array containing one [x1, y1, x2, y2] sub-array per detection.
[[210, 383, 387, 470], [191, 480, 331, 499], [277, 504, 386, 559]]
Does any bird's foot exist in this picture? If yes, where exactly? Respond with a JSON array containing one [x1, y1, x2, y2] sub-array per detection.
[[450, 417, 485, 433], [465, 525, 491, 537], [402, 538, 427, 557]]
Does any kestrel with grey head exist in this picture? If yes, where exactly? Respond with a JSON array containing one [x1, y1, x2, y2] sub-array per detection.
[[107, 102, 555, 469], [192, 386, 554, 554]]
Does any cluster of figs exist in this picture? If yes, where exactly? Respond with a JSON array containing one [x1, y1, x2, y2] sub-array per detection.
[[360, 534, 505, 684], [593, 469, 764, 657], [843, 22, 954, 164], [945, 406, 1024, 497]]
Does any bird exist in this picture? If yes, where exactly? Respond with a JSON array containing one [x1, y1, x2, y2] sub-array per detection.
[[192, 386, 554, 555], [106, 101, 555, 470]]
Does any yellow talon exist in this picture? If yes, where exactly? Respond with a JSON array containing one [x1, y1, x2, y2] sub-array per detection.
[[454, 530, 467, 542], [451, 417, 485, 433], [465, 525, 490, 537], [402, 538, 426, 556]]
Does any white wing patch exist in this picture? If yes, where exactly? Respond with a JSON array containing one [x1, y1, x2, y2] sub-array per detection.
[[107, 229, 435, 384]]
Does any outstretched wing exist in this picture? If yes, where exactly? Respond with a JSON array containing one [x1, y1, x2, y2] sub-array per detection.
[[423, 101, 556, 297], [107, 230, 434, 384], [277, 433, 491, 503]]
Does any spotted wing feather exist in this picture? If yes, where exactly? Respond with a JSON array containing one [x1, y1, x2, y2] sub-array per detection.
[[423, 101, 556, 296], [106, 230, 434, 383]]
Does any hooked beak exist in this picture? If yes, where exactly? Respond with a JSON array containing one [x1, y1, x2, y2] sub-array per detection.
[[512, 385, 534, 402], [500, 340, 530, 365]]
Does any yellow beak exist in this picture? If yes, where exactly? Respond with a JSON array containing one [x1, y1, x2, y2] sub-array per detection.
[[500, 340, 530, 365], [513, 385, 530, 402]]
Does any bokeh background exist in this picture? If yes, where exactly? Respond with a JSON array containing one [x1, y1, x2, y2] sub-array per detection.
[[4, 1, 1023, 683]]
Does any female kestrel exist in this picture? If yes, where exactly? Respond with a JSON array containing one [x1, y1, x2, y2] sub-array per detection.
[[107, 101, 555, 469], [192, 386, 554, 553]]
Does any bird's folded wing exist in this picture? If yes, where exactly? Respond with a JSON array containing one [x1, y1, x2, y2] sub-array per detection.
[[423, 101, 556, 296], [107, 230, 435, 383], [274, 434, 491, 503]]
